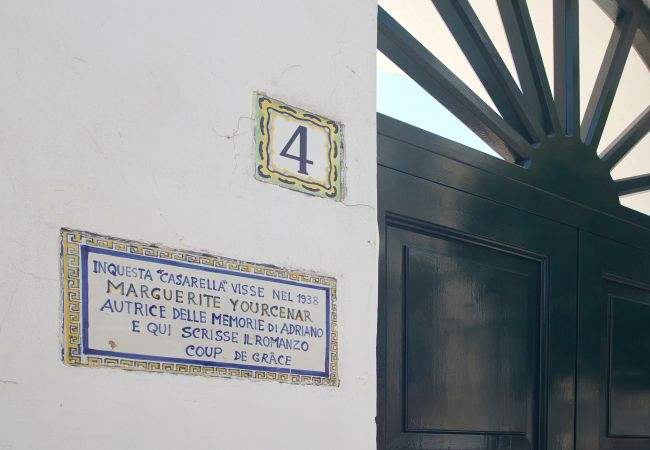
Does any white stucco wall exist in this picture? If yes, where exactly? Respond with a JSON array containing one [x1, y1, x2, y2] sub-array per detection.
[[0, 1, 378, 449]]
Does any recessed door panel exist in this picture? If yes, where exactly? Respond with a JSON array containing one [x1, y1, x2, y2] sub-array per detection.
[[403, 235, 539, 434], [378, 165, 577, 450], [577, 232, 650, 450], [609, 293, 650, 437]]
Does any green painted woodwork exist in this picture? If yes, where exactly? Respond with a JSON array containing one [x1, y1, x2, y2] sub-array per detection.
[[377, 2, 650, 448]]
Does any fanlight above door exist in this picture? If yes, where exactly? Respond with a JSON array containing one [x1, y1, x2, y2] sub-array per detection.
[[378, 0, 650, 223]]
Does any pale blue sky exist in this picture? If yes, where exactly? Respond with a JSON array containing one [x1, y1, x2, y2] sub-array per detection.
[[376, 68, 500, 159]]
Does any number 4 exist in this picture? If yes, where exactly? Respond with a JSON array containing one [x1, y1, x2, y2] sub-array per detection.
[[279, 125, 313, 175]]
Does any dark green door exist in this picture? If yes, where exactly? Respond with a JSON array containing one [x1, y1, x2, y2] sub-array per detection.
[[377, 0, 650, 448], [577, 233, 650, 450], [378, 160, 577, 449], [376, 113, 650, 450]]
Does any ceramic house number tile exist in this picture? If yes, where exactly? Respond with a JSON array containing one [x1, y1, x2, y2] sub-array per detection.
[[255, 94, 342, 200], [60, 229, 339, 386]]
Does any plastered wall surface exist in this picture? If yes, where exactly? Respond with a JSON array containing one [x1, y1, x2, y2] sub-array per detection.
[[0, 1, 378, 449]]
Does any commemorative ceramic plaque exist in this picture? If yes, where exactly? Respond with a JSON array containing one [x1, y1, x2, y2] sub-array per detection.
[[60, 229, 339, 386]]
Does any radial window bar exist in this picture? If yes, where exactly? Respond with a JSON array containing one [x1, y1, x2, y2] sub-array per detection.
[[581, 7, 638, 149], [601, 105, 650, 170], [585, 2, 650, 201], [377, 53, 501, 157], [432, 1, 545, 145], [378, 5, 533, 164], [554, 0, 581, 136], [499, 0, 560, 136]]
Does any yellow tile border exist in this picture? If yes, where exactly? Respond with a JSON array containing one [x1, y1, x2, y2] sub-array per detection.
[[255, 94, 342, 200]]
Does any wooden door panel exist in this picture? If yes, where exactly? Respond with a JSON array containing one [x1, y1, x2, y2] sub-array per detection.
[[389, 225, 542, 445], [378, 165, 577, 450], [401, 230, 539, 434], [609, 290, 650, 437], [577, 233, 650, 450]]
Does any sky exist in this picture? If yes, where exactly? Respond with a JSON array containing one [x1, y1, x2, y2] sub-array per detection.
[[376, 68, 500, 159]]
